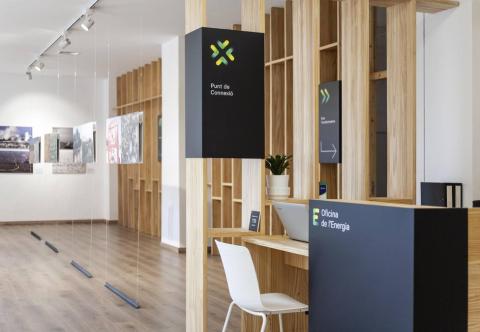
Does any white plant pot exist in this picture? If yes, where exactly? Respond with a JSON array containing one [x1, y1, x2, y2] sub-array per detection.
[[267, 174, 290, 199]]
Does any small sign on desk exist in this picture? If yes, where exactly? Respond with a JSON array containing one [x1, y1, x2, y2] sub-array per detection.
[[249, 211, 261, 232]]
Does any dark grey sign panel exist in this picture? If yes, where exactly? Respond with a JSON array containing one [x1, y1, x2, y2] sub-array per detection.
[[319, 81, 341, 163], [185, 27, 265, 159], [308, 200, 467, 332]]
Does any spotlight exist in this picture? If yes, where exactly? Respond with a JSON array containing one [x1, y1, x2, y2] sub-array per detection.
[[81, 14, 94, 31], [33, 60, 44, 71], [58, 35, 71, 50], [26, 71, 32, 80]]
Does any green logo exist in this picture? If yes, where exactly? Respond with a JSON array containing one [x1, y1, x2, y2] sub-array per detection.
[[312, 208, 320, 226], [210, 40, 235, 66], [320, 88, 330, 104]]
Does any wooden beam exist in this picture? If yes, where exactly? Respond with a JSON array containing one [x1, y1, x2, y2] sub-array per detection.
[[185, 1, 207, 331], [370, 0, 459, 13], [241, 0, 266, 234], [292, 0, 320, 199], [341, 0, 370, 200], [386, 0, 416, 200]]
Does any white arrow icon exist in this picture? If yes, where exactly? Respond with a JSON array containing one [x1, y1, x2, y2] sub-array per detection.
[[320, 142, 337, 159]]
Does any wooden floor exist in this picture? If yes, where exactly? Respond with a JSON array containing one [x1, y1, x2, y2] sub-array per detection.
[[0, 223, 240, 332]]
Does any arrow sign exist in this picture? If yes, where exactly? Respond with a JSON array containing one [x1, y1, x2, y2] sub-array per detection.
[[320, 142, 337, 159], [319, 81, 341, 164], [320, 88, 330, 104]]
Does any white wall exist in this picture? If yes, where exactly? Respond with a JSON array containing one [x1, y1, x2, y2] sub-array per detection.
[[416, 3, 480, 207], [0, 73, 111, 221], [161, 36, 187, 249]]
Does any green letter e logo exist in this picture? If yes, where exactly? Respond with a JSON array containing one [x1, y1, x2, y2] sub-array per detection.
[[312, 208, 320, 226]]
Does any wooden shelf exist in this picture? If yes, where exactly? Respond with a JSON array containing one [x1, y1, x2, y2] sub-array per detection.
[[211, 196, 222, 201], [370, 70, 387, 80], [222, 183, 233, 187], [370, 0, 459, 13], [115, 94, 162, 109], [208, 228, 258, 238], [319, 42, 338, 51], [265, 55, 293, 67]]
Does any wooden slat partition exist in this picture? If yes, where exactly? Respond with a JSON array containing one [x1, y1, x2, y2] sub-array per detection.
[[116, 59, 162, 237], [386, 0, 416, 201], [341, 0, 370, 200], [292, 0, 319, 199], [185, 1, 208, 331], [241, 0, 266, 242]]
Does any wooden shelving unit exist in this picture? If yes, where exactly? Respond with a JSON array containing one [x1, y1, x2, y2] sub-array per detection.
[[209, 0, 344, 252], [116, 59, 162, 237]]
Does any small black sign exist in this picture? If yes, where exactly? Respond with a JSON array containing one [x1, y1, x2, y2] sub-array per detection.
[[185, 27, 265, 158], [319, 81, 341, 164], [249, 211, 261, 232]]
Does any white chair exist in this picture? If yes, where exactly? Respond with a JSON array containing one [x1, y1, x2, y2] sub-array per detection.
[[216, 240, 308, 332]]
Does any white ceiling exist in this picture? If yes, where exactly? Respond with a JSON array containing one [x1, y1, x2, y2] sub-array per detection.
[[0, 0, 284, 79]]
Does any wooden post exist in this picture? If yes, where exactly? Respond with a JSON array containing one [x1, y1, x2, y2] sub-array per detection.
[[185, 1, 208, 331], [292, 0, 320, 199], [387, 0, 416, 201], [341, 0, 370, 200], [241, 0, 266, 235]]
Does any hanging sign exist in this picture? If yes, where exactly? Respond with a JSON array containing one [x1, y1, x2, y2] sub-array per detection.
[[185, 27, 265, 158], [319, 80, 342, 164]]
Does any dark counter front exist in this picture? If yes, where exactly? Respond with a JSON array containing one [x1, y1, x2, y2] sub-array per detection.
[[308, 200, 468, 332]]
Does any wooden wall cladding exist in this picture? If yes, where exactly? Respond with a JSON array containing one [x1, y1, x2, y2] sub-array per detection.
[[116, 59, 162, 237], [209, 2, 293, 251], [209, 0, 343, 247]]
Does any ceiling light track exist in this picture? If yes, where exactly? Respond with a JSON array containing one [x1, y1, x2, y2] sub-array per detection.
[[26, 0, 101, 79]]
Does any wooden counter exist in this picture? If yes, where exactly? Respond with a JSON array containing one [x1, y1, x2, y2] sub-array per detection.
[[242, 236, 308, 332]]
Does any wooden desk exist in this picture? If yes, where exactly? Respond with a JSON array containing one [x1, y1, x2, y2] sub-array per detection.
[[242, 236, 309, 332], [208, 227, 258, 238]]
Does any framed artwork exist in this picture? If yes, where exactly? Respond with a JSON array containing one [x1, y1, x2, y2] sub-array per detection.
[[28, 137, 41, 164], [52, 127, 86, 174], [73, 122, 96, 164], [0, 125, 33, 173], [44, 133, 59, 163], [106, 112, 143, 164], [158, 115, 162, 161]]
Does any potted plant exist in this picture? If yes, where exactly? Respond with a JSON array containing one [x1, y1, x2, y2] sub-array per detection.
[[265, 154, 292, 199]]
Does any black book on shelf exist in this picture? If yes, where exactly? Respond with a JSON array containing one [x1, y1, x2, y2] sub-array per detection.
[[421, 182, 463, 208]]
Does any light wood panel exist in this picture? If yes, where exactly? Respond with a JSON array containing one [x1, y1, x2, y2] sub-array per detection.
[[241, 0, 266, 239], [185, 1, 208, 331], [186, 159, 208, 332], [469, 209, 480, 331], [292, 0, 319, 199], [341, 0, 370, 200], [116, 60, 162, 237], [386, 0, 416, 201]]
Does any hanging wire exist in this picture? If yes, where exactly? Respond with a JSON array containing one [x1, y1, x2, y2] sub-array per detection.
[[55, 53, 60, 246], [72, 55, 78, 255], [105, 16, 111, 287], [89, 17, 98, 272], [135, 13, 145, 302]]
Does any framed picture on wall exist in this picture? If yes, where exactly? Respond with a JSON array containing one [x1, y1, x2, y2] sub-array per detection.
[[158, 115, 162, 161], [0, 125, 33, 173]]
